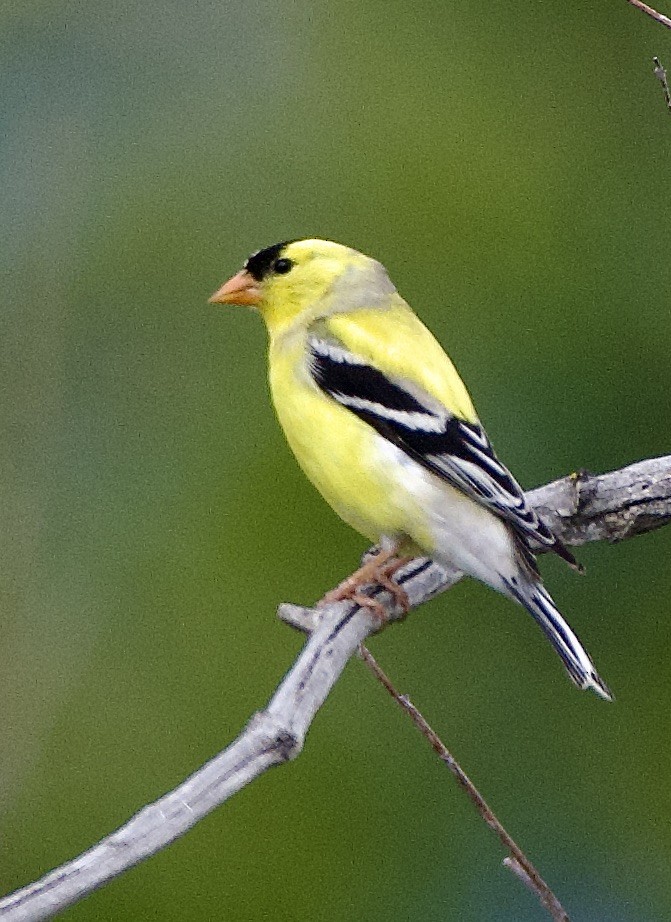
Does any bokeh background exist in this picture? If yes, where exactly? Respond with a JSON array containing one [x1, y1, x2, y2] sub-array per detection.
[[2, 1, 670, 919]]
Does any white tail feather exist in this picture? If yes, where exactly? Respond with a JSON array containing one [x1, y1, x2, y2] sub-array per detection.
[[505, 578, 612, 701]]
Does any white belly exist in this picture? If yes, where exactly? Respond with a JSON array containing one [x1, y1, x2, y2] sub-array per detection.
[[374, 437, 516, 592]]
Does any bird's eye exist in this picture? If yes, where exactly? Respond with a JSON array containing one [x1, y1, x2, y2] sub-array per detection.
[[272, 257, 293, 275]]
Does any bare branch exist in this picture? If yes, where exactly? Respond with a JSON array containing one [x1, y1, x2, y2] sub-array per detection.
[[527, 455, 671, 546], [625, 0, 671, 30], [0, 599, 382, 921], [503, 857, 569, 921], [653, 56, 671, 110], [1, 455, 670, 922], [359, 646, 571, 922], [624, 3, 671, 112]]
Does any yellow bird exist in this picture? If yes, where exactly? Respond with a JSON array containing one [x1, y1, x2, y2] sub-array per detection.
[[210, 238, 610, 700]]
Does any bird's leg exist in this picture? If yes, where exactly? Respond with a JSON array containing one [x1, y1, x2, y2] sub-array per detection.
[[319, 545, 411, 621]]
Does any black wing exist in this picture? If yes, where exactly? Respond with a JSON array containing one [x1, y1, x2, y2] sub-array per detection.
[[307, 335, 577, 565]]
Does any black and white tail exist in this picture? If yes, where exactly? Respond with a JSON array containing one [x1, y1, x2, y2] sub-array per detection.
[[506, 578, 612, 700]]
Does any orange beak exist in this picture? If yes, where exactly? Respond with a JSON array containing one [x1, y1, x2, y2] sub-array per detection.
[[208, 270, 262, 306]]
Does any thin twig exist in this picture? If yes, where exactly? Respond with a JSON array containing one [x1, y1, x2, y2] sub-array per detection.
[[626, 0, 671, 30], [624, 2, 671, 111], [1, 455, 670, 921], [359, 645, 571, 922], [653, 56, 671, 109]]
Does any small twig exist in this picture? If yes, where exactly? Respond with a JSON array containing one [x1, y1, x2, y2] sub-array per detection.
[[359, 645, 571, 922], [626, 0, 671, 30], [653, 56, 671, 109], [624, 3, 671, 112]]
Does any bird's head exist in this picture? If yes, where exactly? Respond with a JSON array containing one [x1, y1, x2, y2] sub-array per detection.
[[210, 238, 396, 336]]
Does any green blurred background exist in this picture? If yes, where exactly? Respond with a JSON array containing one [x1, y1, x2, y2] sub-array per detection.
[[2, 1, 670, 919]]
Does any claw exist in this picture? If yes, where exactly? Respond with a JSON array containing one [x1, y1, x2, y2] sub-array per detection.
[[319, 547, 412, 621], [376, 557, 412, 613], [348, 592, 389, 621]]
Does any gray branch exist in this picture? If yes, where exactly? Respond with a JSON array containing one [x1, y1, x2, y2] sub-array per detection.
[[2, 454, 670, 922], [625, 0, 671, 31]]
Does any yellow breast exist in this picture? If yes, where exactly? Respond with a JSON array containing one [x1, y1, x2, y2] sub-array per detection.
[[268, 334, 429, 546]]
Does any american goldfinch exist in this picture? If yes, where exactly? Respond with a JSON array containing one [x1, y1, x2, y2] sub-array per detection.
[[210, 239, 611, 700]]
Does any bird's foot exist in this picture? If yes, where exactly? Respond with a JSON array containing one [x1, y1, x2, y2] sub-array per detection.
[[319, 548, 412, 621], [377, 556, 413, 612], [340, 591, 389, 621]]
